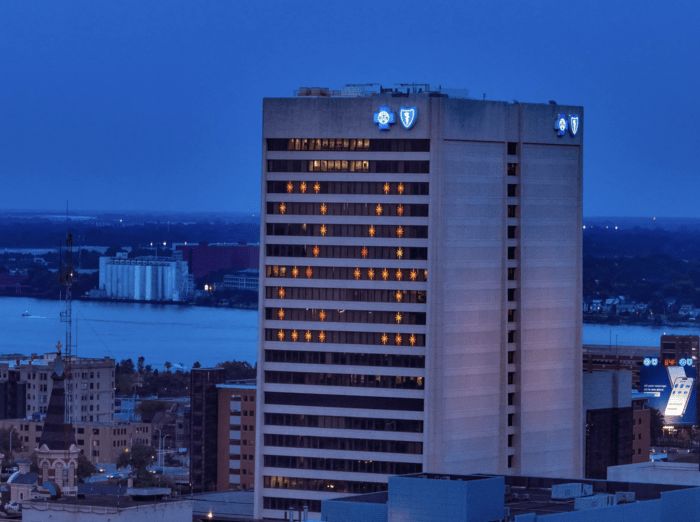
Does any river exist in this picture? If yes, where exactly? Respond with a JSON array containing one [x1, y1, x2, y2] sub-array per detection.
[[1, 297, 698, 369], [0, 297, 257, 369]]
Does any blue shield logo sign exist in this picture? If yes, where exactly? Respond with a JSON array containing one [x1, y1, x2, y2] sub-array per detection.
[[399, 107, 417, 130], [554, 113, 567, 136], [569, 115, 580, 136]]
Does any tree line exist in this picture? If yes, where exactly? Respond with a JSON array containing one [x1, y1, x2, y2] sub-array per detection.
[[115, 356, 256, 397]]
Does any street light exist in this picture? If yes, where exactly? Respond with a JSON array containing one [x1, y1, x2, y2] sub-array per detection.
[[9, 426, 15, 455], [161, 435, 171, 468], [90, 431, 96, 465]]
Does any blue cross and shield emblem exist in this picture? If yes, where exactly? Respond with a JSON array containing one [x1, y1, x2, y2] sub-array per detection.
[[373, 106, 396, 130], [569, 115, 580, 136], [399, 107, 418, 130], [554, 113, 567, 136]]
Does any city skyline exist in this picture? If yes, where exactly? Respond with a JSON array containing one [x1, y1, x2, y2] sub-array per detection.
[[0, 2, 698, 217]]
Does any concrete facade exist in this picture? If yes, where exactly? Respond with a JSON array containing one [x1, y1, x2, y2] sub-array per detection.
[[255, 89, 583, 518]]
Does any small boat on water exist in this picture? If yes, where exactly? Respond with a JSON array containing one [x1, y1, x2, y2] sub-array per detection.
[[22, 311, 31, 317]]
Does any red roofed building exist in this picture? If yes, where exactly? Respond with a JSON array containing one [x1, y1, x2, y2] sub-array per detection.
[[175, 243, 259, 280]]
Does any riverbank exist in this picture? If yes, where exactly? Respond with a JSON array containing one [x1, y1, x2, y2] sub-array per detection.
[[584, 314, 698, 329], [0, 292, 258, 311]]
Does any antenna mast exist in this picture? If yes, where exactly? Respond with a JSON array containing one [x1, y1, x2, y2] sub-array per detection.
[[59, 233, 74, 424]]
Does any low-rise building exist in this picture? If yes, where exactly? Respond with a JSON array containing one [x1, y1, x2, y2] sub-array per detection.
[[22, 492, 191, 522], [222, 269, 259, 292], [0, 419, 152, 464], [0, 352, 115, 422], [322, 473, 700, 522]]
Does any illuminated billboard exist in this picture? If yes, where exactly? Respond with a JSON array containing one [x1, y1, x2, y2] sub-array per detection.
[[640, 360, 697, 425]]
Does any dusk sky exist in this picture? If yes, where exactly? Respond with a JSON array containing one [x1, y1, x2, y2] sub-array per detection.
[[1, 1, 698, 217]]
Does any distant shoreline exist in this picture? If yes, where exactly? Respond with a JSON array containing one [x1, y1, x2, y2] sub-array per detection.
[[0, 293, 258, 310]]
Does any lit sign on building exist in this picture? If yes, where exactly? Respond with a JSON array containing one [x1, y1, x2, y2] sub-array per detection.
[[373, 106, 396, 130], [555, 114, 568, 136], [555, 113, 581, 137], [569, 115, 580, 136], [640, 363, 697, 425], [399, 107, 417, 129]]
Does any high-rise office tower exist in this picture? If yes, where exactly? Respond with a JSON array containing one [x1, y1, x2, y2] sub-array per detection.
[[255, 85, 583, 518]]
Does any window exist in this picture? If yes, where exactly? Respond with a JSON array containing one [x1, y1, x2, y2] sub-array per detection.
[[638, 448, 642, 454], [507, 184, 517, 197], [508, 268, 516, 280], [508, 393, 514, 406], [508, 226, 517, 239], [507, 163, 517, 176], [508, 372, 515, 385], [508, 330, 515, 343], [508, 310, 516, 323], [508, 247, 516, 260], [639, 418, 642, 425], [508, 455, 514, 468], [638, 434, 642, 440], [508, 414, 514, 426], [508, 289, 516, 302], [508, 434, 514, 447], [508, 351, 515, 364], [507, 142, 517, 155], [507, 205, 517, 218]]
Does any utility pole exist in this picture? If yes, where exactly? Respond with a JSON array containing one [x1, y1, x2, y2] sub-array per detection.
[[59, 233, 74, 424]]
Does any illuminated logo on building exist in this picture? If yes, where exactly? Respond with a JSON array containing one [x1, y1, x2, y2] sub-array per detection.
[[554, 113, 567, 136], [399, 107, 417, 129], [569, 115, 580, 136], [644, 357, 659, 367], [373, 106, 396, 130]]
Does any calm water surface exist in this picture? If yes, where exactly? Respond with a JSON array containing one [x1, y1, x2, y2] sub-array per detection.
[[2, 297, 698, 368], [0, 297, 257, 369]]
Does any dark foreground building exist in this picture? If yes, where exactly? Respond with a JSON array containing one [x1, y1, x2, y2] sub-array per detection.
[[190, 367, 225, 493]]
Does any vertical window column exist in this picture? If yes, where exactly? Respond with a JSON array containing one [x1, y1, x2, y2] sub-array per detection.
[[506, 142, 520, 471]]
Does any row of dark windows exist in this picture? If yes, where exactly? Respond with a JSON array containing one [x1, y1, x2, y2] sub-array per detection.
[[264, 475, 387, 494], [266, 265, 428, 282], [264, 433, 423, 455], [268, 138, 431, 152], [264, 412, 423, 433], [265, 349, 425, 368], [267, 201, 429, 217], [264, 328, 426, 347], [265, 392, 424, 412], [267, 160, 430, 174], [266, 223, 428, 239], [266, 244, 428, 261], [264, 307, 427, 326], [266, 286, 427, 304], [265, 371, 424, 390], [264, 455, 422, 475], [264, 497, 322, 514], [267, 181, 430, 196]]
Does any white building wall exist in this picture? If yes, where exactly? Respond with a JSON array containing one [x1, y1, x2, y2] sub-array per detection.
[[255, 94, 583, 519]]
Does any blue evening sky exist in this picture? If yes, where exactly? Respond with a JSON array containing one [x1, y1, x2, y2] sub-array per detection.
[[0, 1, 698, 217]]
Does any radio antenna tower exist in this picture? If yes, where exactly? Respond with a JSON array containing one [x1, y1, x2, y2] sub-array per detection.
[[59, 233, 74, 424]]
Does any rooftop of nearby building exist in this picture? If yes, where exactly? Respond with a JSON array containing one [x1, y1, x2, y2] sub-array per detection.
[[608, 461, 700, 487], [325, 473, 694, 519], [583, 344, 657, 357], [293, 84, 470, 99]]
